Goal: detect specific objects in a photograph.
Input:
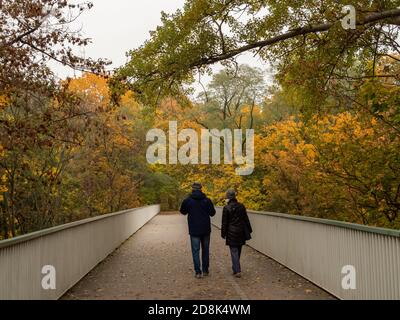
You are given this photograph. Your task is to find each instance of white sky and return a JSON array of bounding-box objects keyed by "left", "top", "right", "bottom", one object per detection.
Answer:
[{"left": 53, "top": 0, "right": 272, "bottom": 92}]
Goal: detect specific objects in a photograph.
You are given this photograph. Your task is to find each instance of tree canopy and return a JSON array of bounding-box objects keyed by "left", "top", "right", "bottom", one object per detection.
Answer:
[
  {"left": 1, "top": 1, "right": 400, "bottom": 239},
  {"left": 116, "top": 0, "right": 400, "bottom": 106}
]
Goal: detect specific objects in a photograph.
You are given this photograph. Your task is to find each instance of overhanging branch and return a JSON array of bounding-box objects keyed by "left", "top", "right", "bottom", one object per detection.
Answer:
[{"left": 192, "top": 8, "right": 400, "bottom": 68}]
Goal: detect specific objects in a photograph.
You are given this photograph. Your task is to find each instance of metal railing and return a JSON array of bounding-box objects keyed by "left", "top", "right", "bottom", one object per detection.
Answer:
[
  {"left": 212, "top": 207, "right": 400, "bottom": 300},
  {"left": 0, "top": 205, "right": 160, "bottom": 300}
]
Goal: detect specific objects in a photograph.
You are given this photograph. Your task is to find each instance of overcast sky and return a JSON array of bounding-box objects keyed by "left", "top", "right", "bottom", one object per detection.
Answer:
[{"left": 54, "top": 0, "right": 271, "bottom": 91}]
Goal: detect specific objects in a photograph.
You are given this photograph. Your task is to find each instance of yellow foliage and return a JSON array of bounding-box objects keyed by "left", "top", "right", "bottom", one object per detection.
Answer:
[
  {"left": 0, "top": 167, "right": 7, "bottom": 202},
  {"left": 0, "top": 95, "right": 9, "bottom": 110},
  {"left": 68, "top": 73, "right": 110, "bottom": 108}
]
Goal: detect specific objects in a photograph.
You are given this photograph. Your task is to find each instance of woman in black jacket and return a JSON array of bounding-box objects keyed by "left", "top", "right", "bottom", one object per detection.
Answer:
[{"left": 221, "top": 189, "right": 253, "bottom": 278}]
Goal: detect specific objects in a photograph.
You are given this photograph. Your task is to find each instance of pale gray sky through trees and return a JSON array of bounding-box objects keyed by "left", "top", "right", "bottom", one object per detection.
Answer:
[{"left": 53, "top": 0, "right": 271, "bottom": 94}]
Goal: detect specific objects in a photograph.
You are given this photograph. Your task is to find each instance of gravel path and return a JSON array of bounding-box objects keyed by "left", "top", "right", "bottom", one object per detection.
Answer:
[{"left": 62, "top": 213, "right": 334, "bottom": 300}]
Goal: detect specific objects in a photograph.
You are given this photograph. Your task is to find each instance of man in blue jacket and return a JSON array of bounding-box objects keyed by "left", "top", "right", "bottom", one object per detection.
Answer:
[{"left": 180, "top": 183, "right": 216, "bottom": 278}]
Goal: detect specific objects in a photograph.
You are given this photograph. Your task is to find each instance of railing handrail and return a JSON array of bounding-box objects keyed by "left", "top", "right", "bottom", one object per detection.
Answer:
[
  {"left": 216, "top": 206, "right": 400, "bottom": 238},
  {"left": 0, "top": 205, "right": 160, "bottom": 250}
]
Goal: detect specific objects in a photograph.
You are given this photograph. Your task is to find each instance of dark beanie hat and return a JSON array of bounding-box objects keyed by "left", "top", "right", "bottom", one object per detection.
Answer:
[{"left": 192, "top": 182, "right": 202, "bottom": 191}]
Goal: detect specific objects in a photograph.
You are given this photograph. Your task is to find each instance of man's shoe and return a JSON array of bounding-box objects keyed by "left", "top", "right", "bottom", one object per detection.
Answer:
[
  {"left": 203, "top": 271, "right": 209, "bottom": 277},
  {"left": 195, "top": 273, "right": 202, "bottom": 279},
  {"left": 234, "top": 272, "right": 242, "bottom": 278}
]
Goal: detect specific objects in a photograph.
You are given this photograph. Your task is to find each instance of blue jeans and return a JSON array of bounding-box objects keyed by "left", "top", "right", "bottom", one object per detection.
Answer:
[
  {"left": 229, "top": 246, "right": 242, "bottom": 274},
  {"left": 190, "top": 234, "right": 210, "bottom": 274}
]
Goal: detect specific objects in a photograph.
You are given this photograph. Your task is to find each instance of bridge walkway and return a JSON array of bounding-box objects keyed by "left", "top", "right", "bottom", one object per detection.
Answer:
[{"left": 63, "top": 213, "right": 333, "bottom": 300}]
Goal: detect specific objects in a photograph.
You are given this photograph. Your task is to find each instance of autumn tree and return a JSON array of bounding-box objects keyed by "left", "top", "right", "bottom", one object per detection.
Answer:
[
  {"left": 194, "top": 65, "right": 266, "bottom": 131},
  {"left": 0, "top": 0, "right": 107, "bottom": 91},
  {"left": 0, "top": 1, "right": 109, "bottom": 238},
  {"left": 116, "top": 0, "right": 400, "bottom": 106}
]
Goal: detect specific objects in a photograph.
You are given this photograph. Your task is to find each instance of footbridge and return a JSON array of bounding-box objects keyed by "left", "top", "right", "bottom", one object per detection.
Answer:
[{"left": 0, "top": 205, "right": 399, "bottom": 300}]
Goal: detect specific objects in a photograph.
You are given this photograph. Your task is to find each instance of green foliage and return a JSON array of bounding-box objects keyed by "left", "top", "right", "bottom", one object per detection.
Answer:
[
  {"left": 116, "top": 0, "right": 400, "bottom": 106},
  {"left": 2, "top": 1, "right": 400, "bottom": 240}
]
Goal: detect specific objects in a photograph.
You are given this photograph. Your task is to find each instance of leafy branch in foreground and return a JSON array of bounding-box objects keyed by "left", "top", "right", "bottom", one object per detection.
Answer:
[{"left": 116, "top": 0, "right": 400, "bottom": 105}]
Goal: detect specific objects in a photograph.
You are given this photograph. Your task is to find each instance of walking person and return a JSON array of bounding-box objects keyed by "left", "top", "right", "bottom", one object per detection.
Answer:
[
  {"left": 180, "top": 183, "right": 216, "bottom": 279},
  {"left": 221, "top": 189, "right": 252, "bottom": 278}
]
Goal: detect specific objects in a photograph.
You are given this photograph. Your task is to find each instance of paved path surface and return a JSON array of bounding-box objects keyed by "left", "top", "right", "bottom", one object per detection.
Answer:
[{"left": 63, "top": 213, "right": 334, "bottom": 300}]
